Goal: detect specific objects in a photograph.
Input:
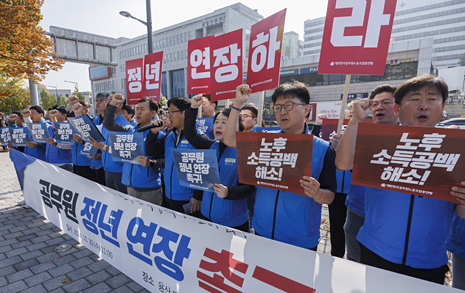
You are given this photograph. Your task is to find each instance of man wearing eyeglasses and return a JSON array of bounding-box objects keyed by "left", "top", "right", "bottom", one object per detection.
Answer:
[
  {"left": 145, "top": 97, "right": 204, "bottom": 216},
  {"left": 240, "top": 103, "right": 258, "bottom": 132},
  {"left": 224, "top": 81, "right": 337, "bottom": 250}
]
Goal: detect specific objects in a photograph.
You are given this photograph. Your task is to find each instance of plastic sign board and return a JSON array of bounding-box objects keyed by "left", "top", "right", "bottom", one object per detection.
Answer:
[
  {"left": 210, "top": 29, "right": 243, "bottom": 101},
  {"left": 170, "top": 148, "right": 220, "bottom": 192},
  {"left": 187, "top": 36, "right": 215, "bottom": 94},
  {"left": 236, "top": 132, "right": 312, "bottom": 195},
  {"left": 10, "top": 127, "right": 31, "bottom": 146},
  {"left": 68, "top": 115, "right": 104, "bottom": 142},
  {"left": 54, "top": 122, "right": 75, "bottom": 145},
  {"left": 352, "top": 123, "right": 465, "bottom": 202},
  {"left": 108, "top": 132, "right": 144, "bottom": 164},
  {"left": 246, "top": 9, "right": 286, "bottom": 93},
  {"left": 0, "top": 127, "right": 11, "bottom": 146},
  {"left": 321, "top": 119, "right": 372, "bottom": 141},
  {"left": 26, "top": 122, "right": 49, "bottom": 143},
  {"left": 142, "top": 52, "right": 163, "bottom": 102},
  {"left": 126, "top": 58, "right": 144, "bottom": 105},
  {"left": 318, "top": 0, "right": 397, "bottom": 75}
]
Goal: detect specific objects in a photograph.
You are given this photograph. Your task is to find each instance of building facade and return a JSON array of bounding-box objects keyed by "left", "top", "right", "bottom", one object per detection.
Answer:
[
  {"left": 92, "top": 3, "right": 263, "bottom": 101},
  {"left": 303, "top": 0, "right": 465, "bottom": 69}
]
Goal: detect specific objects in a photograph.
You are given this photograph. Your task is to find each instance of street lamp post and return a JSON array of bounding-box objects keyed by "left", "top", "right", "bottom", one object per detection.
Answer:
[
  {"left": 45, "top": 85, "right": 58, "bottom": 98},
  {"left": 119, "top": 0, "right": 153, "bottom": 54},
  {"left": 64, "top": 80, "right": 79, "bottom": 92}
]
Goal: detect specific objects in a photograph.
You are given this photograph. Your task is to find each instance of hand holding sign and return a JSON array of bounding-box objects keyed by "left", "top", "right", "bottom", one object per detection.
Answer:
[
  {"left": 300, "top": 176, "right": 330, "bottom": 204},
  {"left": 73, "top": 133, "right": 84, "bottom": 144},
  {"left": 89, "top": 136, "right": 104, "bottom": 150},
  {"left": 47, "top": 137, "right": 57, "bottom": 146},
  {"left": 452, "top": 182, "right": 465, "bottom": 208},
  {"left": 214, "top": 183, "right": 228, "bottom": 199},
  {"left": 191, "top": 94, "right": 203, "bottom": 109},
  {"left": 111, "top": 94, "right": 125, "bottom": 107},
  {"left": 27, "top": 141, "right": 38, "bottom": 148},
  {"left": 137, "top": 155, "right": 150, "bottom": 167},
  {"left": 330, "top": 133, "right": 341, "bottom": 151}
]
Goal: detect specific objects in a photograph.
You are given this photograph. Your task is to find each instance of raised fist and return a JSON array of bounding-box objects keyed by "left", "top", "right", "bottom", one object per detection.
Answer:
[
  {"left": 49, "top": 109, "right": 59, "bottom": 117},
  {"left": 191, "top": 94, "right": 203, "bottom": 109},
  {"left": 235, "top": 84, "right": 251, "bottom": 106},
  {"left": 111, "top": 94, "right": 125, "bottom": 105},
  {"left": 68, "top": 95, "right": 79, "bottom": 106},
  {"left": 9, "top": 114, "right": 17, "bottom": 121},
  {"left": 22, "top": 109, "right": 31, "bottom": 118}
]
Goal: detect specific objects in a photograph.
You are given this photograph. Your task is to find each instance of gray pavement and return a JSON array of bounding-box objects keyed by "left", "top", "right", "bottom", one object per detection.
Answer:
[{"left": 0, "top": 149, "right": 332, "bottom": 293}]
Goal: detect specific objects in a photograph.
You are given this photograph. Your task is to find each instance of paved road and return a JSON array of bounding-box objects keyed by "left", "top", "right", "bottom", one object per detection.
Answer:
[{"left": 0, "top": 150, "right": 332, "bottom": 292}]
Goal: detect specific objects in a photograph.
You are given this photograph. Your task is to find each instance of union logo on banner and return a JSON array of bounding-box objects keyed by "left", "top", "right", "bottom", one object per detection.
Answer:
[{"left": 318, "top": 0, "right": 397, "bottom": 75}]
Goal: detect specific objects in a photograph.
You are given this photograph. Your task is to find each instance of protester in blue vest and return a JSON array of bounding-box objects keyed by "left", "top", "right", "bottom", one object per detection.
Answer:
[
  {"left": 46, "top": 105, "right": 73, "bottom": 172},
  {"left": 336, "top": 75, "right": 465, "bottom": 284},
  {"left": 184, "top": 94, "right": 255, "bottom": 232},
  {"left": 22, "top": 106, "right": 48, "bottom": 161},
  {"left": 87, "top": 92, "right": 109, "bottom": 186},
  {"left": 123, "top": 104, "right": 137, "bottom": 126},
  {"left": 87, "top": 94, "right": 130, "bottom": 193},
  {"left": 7, "top": 111, "right": 25, "bottom": 153},
  {"left": 145, "top": 97, "right": 203, "bottom": 216},
  {"left": 100, "top": 95, "right": 164, "bottom": 205},
  {"left": 69, "top": 100, "right": 97, "bottom": 183},
  {"left": 447, "top": 214, "right": 465, "bottom": 290},
  {"left": 223, "top": 81, "right": 337, "bottom": 250},
  {"left": 336, "top": 85, "right": 399, "bottom": 263}
]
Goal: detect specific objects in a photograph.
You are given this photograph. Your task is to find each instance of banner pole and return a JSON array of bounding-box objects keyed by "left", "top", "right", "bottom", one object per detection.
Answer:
[
  {"left": 225, "top": 99, "right": 230, "bottom": 109},
  {"left": 337, "top": 74, "right": 351, "bottom": 135},
  {"left": 257, "top": 91, "right": 265, "bottom": 127}
]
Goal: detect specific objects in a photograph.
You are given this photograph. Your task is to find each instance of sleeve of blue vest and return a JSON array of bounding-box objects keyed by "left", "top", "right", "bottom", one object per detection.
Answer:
[{"left": 224, "top": 184, "right": 256, "bottom": 200}]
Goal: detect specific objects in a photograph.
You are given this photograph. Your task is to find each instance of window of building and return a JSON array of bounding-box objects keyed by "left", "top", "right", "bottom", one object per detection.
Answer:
[{"left": 170, "top": 69, "right": 185, "bottom": 97}]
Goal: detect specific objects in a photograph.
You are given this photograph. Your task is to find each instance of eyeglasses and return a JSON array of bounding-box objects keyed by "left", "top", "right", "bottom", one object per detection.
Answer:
[
  {"left": 273, "top": 101, "right": 306, "bottom": 113},
  {"left": 201, "top": 101, "right": 210, "bottom": 106},
  {"left": 165, "top": 110, "right": 182, "bottom": 117},
  {"left": 240, "top": 114, "right": 256, "bottom": 119}
]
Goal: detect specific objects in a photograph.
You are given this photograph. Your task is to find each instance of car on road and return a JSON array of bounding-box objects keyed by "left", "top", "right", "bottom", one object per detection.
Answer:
[{"left": 436, "top": 118, "right": 465, "bottom": 129}]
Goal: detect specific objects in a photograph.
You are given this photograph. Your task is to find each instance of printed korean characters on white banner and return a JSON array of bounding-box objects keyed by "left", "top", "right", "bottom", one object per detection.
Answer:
[{"left": 12, "top": 149, "right": 460, "bottom": 293}]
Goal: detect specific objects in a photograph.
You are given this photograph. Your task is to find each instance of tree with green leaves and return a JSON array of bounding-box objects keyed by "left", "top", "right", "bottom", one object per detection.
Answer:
[
  {"left": 158, "top": 93, "right": 167, "bottom": 116},
  {"left": 38, "top": 85, "right": 56, "bottom": 110},
  {"left": 0, "top": 74, "right": 30, "bottom": 113},
  {"left": 73, "top": 86, "right": 86, "bottom": 101}
]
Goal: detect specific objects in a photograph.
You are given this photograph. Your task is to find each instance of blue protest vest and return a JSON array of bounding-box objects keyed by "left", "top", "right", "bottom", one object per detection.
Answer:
[
  {"left": 24, "top": 120, "right": 48, "bottom": 161},
  {"left": 252, "top": 130, "right": 330, "bottom": 249},
  {"left": 101, "top": 114, "right": 130, "bottom": 173},
  {"left": 164, "top": 130, "right": 199, "bottom": 201},
  {"left": 71, "top": 140, "right": 90, "bottom": 166},
  {"left": 357, "top": 188, "right": 455, "bottom": 269},
  {"left": 447, "top": 214, "right": 465, "bottom": 259},
  {"left": 200, "top": 142, "right": 248, "bottom": 227},
  {"left": 46, "top": 125, "right": 72, "bottom": 164},
  {"left": 345, "top": 184, "right": 366, "bottom": 216},
  {"left": 336, "top": 170, "right": 351, "bottom": 194},
  {"left": 122, "top": 128, "right": 162, "bottom": 189}
]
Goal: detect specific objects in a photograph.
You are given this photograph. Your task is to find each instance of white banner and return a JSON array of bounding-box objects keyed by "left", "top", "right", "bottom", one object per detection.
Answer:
[{"left": 17, "top": 154, "right": 459, "bottom": 293}]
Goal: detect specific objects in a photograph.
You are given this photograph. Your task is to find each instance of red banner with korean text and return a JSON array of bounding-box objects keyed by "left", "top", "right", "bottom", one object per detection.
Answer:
[
  {"left": 321, "top": 119, "right": 373, "bottom": 141},
  {"left": 352, "top": 123, "right": 465, "bottom": 202},
  {"left": 126, "top": 58, "right": 144, "bottom": 105},
  {"left": 318, "top": 0, "right": 397, "bottom": 75},
  {"left": 236, "top": 132, "right": 312, "bottom": 195},
  {"left": 142, "top": 52, "right": 163, "bottom": 102},
  {"left": 210, "top": 29, "right": 243, "bottom": 101},
  {"left": 187, "top": 35, "right": 215, "bottom": 94},
  {"left": 246, "top": 9, "right": 286, "bottom": 92}
]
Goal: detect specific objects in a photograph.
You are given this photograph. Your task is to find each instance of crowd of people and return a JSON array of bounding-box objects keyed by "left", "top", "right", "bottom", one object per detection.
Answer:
[{"left": 1, "top": 74, "right": 464, "bottom": 289}]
